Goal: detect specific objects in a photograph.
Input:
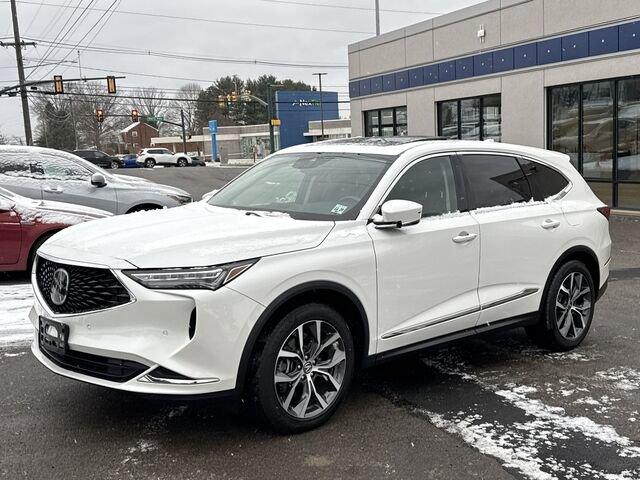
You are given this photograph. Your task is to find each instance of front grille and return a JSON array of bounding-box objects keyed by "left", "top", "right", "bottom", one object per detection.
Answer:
[
  {"left": 36, "top": 256, "right": 131, "bottom": 314},
  {"left": 39, "top": 342, "right": 148, "bottom": 382}
]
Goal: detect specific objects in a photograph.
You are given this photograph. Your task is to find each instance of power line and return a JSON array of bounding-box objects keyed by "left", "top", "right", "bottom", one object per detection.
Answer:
[
  {"left": 12, "top": 1, "right": 375, "bottom": 34},
  {"left": 259, "top": 0, "right": 442, "bottom": 15}
]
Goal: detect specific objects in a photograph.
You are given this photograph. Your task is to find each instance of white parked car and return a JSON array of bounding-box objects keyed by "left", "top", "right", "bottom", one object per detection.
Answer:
[
  {"left": 30, "top": 138, "right": 611, "bottom": 433},
  {"left": 137, "top": 148, "right": 193, "bottom": 168}
]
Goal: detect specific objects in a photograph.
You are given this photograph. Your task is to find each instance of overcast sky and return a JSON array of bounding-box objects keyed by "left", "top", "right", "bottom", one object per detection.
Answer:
[{"left": 0, "top": 0, "right": 483, "bottom": 140}]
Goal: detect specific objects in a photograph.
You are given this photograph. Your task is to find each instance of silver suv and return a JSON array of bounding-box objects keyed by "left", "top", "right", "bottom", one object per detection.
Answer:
[{"left": 0, "top": 146, "right": 192, "bottom": 214}]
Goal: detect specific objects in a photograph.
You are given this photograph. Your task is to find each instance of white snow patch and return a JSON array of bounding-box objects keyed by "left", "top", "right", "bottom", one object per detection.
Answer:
[
  {"left": 0, "top": 283, "right": 35, "bottom": 347},
  {"left": 595, "top": 368, "right": 640, "bottom": 391},
  {"left": 2, "top": 351, "right": 26, "bottom": 358}
]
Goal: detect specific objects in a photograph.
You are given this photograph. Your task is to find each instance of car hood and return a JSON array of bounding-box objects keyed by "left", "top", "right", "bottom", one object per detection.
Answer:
[
  {"left": 41, "top": 202, "right": 335, "bottom": 268},
  {"left": 13, "top": 198, "right": 111, "bottom": 225},
  {"left": 110, "top": 174, "right": 190, "bottom": 196}
]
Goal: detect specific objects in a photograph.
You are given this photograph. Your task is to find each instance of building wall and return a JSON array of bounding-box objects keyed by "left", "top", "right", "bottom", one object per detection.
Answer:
[{"left": 348, "top": 0, "right": 640, "bottom": 149}]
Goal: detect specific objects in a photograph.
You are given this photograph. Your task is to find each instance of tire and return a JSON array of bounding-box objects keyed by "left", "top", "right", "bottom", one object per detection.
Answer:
[
  {"left": 110, "top": 161, "right": 119, "bottom": 169},
  {"left": 177, "top": 158, "right": 188, "bottom": 167},
  {"left": 249, "top": 303, "right": 355, "bottom": 434},
  {"left": 144, "top": 158, "right": 156, "bottom": 168},
  {"left": 126, "top": 204, "right": 162, "bottom": 214},
  {"left": 27, "top": 231, "right": 58, "bottom": 272},
  {"left": 526, "top": 260, "right": 596, "bottom": 351}
]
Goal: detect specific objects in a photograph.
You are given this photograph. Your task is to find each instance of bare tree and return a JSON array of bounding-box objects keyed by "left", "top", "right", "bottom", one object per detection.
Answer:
[
  {"left": 169, "top": 83, "right": 203, "bottom": 136},
  {"left": 132, "top": 87, "right": 169, "bottom": 132},
  {"left": 71, "top": 82, "right": 123, "bottom": 150}
]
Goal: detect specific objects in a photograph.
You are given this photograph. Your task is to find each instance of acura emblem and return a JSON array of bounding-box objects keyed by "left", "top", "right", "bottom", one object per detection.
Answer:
[{"left": 50, "top": 268, "right": 69, "bottom": 306}]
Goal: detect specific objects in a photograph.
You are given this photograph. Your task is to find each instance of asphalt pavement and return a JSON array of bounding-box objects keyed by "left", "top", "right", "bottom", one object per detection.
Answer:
[{"left": 0, "top": 170, "right": 638, "bottom": 479}]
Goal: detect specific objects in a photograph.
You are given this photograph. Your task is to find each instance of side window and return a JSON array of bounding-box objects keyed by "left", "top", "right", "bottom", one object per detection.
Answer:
[
  {"left": 461, "top": 154, "right": 532, "bottom": 209},
  {"left": 0, "top": 153, "right": 31, "bottom": 176},
  {"left": 518, "top": 158, "right": 569, "bottom": 201},
  {"left": 386, "top": 156, "right": 458, "bottom": 217},
  {"left": 41, "top": 155, "right": 92, "bottom": 180}
]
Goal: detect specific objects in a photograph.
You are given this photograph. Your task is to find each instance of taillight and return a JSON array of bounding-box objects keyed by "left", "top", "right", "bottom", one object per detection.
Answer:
[{"left": 597, "top": 206, "right": 611, "bottom": 220}]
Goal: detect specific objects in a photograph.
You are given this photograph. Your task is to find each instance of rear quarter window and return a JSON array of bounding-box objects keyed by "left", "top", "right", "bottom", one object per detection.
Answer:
[{"left": 518, "top": 158, "right": 569, "bottom": 200}]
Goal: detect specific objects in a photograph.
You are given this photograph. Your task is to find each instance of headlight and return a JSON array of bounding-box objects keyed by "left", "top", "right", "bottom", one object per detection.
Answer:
[
  {"left": 168, "top": 194, "right": 192, "bottom": 205},
  {"left": 123, "top": 259, "right": 257, "bottom": 291}
]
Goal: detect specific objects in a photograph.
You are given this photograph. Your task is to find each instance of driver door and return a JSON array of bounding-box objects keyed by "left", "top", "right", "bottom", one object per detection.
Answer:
[
  {"left": 37, "top": 153, "right": 118, "bottom": 213},
  {"left": 0, "top": 197, "right": 21, "bottom": 265},
  {"left": 367, "top": 155, "right": 481, "bottom": 354}
]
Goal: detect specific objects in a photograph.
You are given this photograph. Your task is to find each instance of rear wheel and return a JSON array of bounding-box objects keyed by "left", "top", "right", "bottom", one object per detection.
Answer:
[
  {"left": 249, "top": 303, "right": 354, "bottom": 433},
  {"left": 144, "top": 158, "right": 156, "bottom": 168},
  {"left": 526, "top": 260, "right": 595, "bottom": 351}
]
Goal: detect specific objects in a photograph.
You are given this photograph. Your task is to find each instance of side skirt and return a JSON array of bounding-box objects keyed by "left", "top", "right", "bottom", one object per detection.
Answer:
[{"left": 368, "top": 312, "right": 539, "bottom": 366}]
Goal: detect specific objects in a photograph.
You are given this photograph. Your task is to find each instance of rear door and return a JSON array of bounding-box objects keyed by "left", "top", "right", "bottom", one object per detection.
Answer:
[
  {"left": 38, "top": 153, "right": 118, "bottom": 213},
  {"left": 458, "top": 153, "right": 570, "bottom": 325},
  {"left": 368, "top": 155, "right": 481, "bottom": 353},
  {"left": 0, "top": 152, "right": 43, "bottom": 199},
  {"left": 0, "top": 195, "right": 21, "bottom": 265}
]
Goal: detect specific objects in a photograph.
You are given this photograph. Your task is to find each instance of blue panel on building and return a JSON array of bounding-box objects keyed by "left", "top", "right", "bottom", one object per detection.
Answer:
[
  {"left": 423, "top": 65, "right": 439, "bottom": 84},
  {"left": 349, "top": 81, "right": 360, "bottom": 98},
  {"left": 473, "top": 53, "right": 493, "bottom": 76},
  {"left": 514, "top": 43, "right": 537, "bottom": 68},
  {"left": 408, "top": 67, "right": 424, "bottom": 87},
  {"left": 456, "top": 57, "right": 474, "bottom": 79},
  {"left": 538, "top": 38, "right": 562, "bottom": 64},
  {"left": 493, "top": 48, "right": 514, "bottom": 73},
  {"left": 589, "top": 26, "right": 619, "bottom": 56},
  {"left": 383, "top": 73, "right": 396, "bottom": 92},
  {"left": 371, "top": 76, "right": 383, "bottom": 94},
  {"left": 395, "top": 70, "right": 409, "bottom": 90},
  {"left": 359, "top": 78, "right": 371, "bottom": 96},
  {"left": 562, "top": 32, "right": 589, "bottom": 61},
  {"left": 275, "top": 91, "right": 339, "bottom": 149},
  {"left": 438, "top": 61, "right": 456, "bottom": 82},
  {"left": 619, "top": 21, "right": 640, "bottom": 51}
]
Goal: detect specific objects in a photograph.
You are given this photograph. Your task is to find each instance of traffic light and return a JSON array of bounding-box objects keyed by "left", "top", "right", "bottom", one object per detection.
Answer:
[
  {"left": 217, "top": 95, "right": 225, "bottom": 107},
  {"left": 230, "top": 92, "right": 238, "bottom": 102},
  {"left": 53, "top": 75, "right": 64, "bottom": 94},
  {"left": 106, "top": 76, "right": 117, "bottom": 94},
  {"left": 96, "top": 108, "right": 104, "bottom": 123},
  {"left": 131, "top": 109, "right": 139, "bottom": 122}
]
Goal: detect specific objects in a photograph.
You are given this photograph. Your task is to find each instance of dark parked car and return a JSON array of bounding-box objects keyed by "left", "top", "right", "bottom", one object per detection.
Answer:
[
  {"left": 73, "top": 149, "right": 123, "bottom": 169},
  {"left": 190, "top": 156, "right": 206, "bottom": 167}
]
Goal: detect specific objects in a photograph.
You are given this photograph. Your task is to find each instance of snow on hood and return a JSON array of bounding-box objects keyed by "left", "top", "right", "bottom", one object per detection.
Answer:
[
  {"left": 109, "top": 174, "right": 190, "bottom": 197},
  {"left": 41, "top": 202, "right": 335, "bottom": 268},
  {"left": 12, "top": 197, "right": 111, "bottom": 226}
]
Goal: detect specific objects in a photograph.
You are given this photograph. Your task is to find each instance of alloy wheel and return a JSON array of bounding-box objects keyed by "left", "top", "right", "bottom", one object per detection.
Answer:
[
  {"left": 274, "top": 320, "right": 346, "bottom": 419},
  {"left": 555, "top": 272, "right": 592, "bottom": 340}
]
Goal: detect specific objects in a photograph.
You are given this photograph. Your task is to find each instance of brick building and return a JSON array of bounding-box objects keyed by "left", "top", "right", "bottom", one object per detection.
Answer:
[{"left": 119, "top": 122, "right": 158, "bottom": 154}]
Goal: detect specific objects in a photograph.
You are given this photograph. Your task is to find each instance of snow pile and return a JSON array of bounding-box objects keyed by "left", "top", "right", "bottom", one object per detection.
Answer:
[{"left": 0, "top": 283, "right": 34, "bottom": 346}]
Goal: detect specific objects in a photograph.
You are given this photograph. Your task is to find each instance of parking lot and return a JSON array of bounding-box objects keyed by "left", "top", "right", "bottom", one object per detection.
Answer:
[{"left": 1, "top": 169, "right": 639, "bottom": 480}]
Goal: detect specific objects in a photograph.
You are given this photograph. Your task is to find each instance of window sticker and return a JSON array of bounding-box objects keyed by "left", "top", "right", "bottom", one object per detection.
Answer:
[{"left": 331, "top": 204, "right": 348, "bottom": 215}]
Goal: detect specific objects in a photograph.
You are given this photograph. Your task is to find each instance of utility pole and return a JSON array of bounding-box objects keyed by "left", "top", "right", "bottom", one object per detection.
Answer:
[
  {"left": 267, "top": 83, "right": 282, "bottom": 154},
  {"left": 180, "top": 109, "right": 187, "bottom": 154},
  {"left": 313, "top": 73, "right": 327, "bottom": 140},
  {"left": 69, "top": 98, "right": 78, "bottom": 150},
  {"left": 375, "top": 0, "right": 380, "bottom": 35},
  {"left": 8, "top": 0, "right": 35, "bottom": 145}
]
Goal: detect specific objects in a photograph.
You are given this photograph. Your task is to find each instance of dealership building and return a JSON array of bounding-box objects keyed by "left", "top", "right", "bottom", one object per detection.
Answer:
[{"left": 348, "top": 0, "right": 640, "bottom": 209}]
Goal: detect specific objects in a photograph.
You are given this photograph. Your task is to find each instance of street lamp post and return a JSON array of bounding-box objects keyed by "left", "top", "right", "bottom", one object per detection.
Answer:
[{"left": 313, "top": 73, "right": 327, "bottom": 141}]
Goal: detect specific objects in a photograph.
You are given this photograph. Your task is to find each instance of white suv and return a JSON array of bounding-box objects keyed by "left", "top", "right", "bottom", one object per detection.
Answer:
[
  {"left": 137, "top": 148, "right": 192, "bottom": 168},
  {"left": 30, "top": 138, "right": 611, "bottom": 433}
]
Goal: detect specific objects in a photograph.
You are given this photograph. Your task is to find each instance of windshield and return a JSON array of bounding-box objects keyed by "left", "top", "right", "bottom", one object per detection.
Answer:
[{"left": 208, "top": 152, "right": 395, "bottom": 221}]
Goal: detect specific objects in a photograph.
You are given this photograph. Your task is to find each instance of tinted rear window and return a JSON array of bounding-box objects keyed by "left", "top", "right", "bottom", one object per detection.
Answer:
[
  {"left": 460, "top": 154, "right": 532, "bottom": 209},
  {"left": 518, "top": 158, "right": 569, "bottom": 200}
]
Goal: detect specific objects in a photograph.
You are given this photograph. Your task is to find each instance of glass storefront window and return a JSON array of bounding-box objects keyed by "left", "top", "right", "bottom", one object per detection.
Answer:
[
  {"left": 618, "top": 183, "right": 640, "bottom": 210},
  {"left": 460, "top": 98, "right": 480, "bottom": 140},
  {"left": 550, "top": 85, "right": 580, "bottom": 168},
  {"left": 618, "top": 78, "right": 640, "bottom": 182},
  {"left": 582, "top": 81, "right": 614, "bottom": 180},
  {"left": 437, "top": 95, "right": 501, "bottom": 141},
  {"left": 364, "top": 106, "right": 408, "bottom": 137},
  {"left": 438, "top": 101, "right": 459, "bottom": 139}
]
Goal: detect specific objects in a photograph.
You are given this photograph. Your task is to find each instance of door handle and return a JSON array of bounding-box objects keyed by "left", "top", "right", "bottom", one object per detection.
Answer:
[
  {"left": 541, "top": 218, "right": 561, "bottom": 230},
  {"left": 452, "top": 231, "right": 478, "bottom": 244}
]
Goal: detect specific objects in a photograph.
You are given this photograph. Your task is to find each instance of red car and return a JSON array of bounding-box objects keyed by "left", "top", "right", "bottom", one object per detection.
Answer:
[{"left": 0, "top": 187, "right": 111, "bottom": 272}]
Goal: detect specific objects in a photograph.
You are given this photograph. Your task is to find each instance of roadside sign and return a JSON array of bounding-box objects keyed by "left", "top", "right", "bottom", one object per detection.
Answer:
[{"left": 271, "top": 118, "right": 281, "bottom": 126}]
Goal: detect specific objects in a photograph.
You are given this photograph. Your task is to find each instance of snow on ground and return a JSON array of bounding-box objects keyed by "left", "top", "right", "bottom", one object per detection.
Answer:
[{"left": 0, "top": 282, "right": 34, "bottom": 347}]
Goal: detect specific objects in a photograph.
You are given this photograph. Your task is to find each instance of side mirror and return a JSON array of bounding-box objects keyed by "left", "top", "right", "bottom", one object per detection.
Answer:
[
  {"left": 202, "top": 189, "right": 219, "bottom": 201},
  {"left": 91, "top": 173, "right": 107, "bottom": 188},
  {"left": 372, "top": 200, "right": 422, "bottom": 228}
]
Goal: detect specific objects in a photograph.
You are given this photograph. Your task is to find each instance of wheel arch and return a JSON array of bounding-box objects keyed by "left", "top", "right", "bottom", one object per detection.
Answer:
[
  {"left": 27, "top": 227, "right": 63, "bottom": 271},
  {"left": 236, "top": 280, "right": 371, "bottom": 395},
  {"left": 539, "top": 245, "right": 600, "bottom": 326},
  {"left": 125, "top": 203, "right": 163, "bottom": 213}
]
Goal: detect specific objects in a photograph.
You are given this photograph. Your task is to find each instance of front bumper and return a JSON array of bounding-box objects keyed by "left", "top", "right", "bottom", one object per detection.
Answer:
[{"left": 30, "top": 256, "right": 265, "bottom": 395}]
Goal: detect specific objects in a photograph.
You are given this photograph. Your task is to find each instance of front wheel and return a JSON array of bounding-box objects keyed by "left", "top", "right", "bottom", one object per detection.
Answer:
[
  {"left": 110, "top": 161, "right": 119, "bottom": 169},
  {"left": 526, "top": 260, "right": 595, "bottom": 351},
  {"left": 249, "top": 303, "right": 355, "bottom": 434},
  {"left": 177, "top": 158, "right": 188, "bottom": 167}
]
